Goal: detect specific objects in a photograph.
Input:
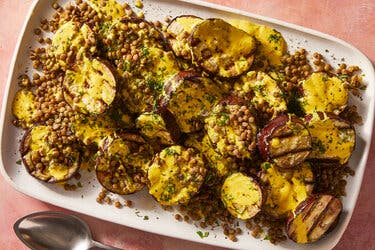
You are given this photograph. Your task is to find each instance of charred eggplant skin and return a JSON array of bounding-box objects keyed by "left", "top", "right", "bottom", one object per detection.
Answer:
[
  {"left": 257, "top": 114, "right": 312, "bottom": 169},
  {"left": 20, "top": 125, "right": 80, "bottom": 183},
  {"left": 189, "top": 18, "right": 256, "bottom": 78},
  {"left": 159, "top": 71, "right": 224, "bottom": 133},
  {"left": 95, "top": 134, "right": 153, "bottom": 195},
  {"left": 286, "top": 194, "right": 342, "bottom": 244}
]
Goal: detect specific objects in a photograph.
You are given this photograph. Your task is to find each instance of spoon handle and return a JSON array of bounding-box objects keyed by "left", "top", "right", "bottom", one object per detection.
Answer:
[{"left": 91, "top": 240, "right": 123, "bottom": 250}]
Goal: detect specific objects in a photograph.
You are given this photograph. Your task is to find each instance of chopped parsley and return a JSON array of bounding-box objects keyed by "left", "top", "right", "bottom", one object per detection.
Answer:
[
  {"left": 268, "top": 31, "right": 281, "bottom": 43},
  {"left": 16, "top": 159, "right": 22, "bottom": 165},
  {"left": 164, "top": 147, "right": 178, "bottom": 156},
  {"left": 196, "top": 231, "right": 209, "bottom": 239},
  {"left": 146, "top": 77, "right": 163, "bottom": 92}
]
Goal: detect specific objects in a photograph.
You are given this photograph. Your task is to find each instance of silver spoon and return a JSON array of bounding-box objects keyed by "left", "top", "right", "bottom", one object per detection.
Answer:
[{"left": 13, "top": 211, "right": 122, "bottom": 250}]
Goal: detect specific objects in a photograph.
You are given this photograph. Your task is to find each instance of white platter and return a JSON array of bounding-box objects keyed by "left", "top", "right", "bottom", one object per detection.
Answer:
[{"left": 1, "top": 0, "right": 374, "bottom": 249}]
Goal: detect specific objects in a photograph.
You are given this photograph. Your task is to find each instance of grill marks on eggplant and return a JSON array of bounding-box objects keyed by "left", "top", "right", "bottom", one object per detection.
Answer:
[
  {"left": 160, "top": 71, "right": 224, "bottom": 133},
  {"left": 258, "top": 114, "right": 312, "bottom": 169},
  {"left": 287, "top": 194, "right": 342, "bottom": 243}
]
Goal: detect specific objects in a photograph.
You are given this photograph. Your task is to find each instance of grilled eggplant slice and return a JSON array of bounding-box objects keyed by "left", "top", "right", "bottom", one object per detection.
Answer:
[
  {"left": 160, "top": 71, "right": 224, "bottom": 133},
  {"left": 286, "top": 194, "right": 342, "bottom": 244},
  {"left": 104, "top": 18, "right": 180, "bottom": 113},
  {"left": 20, "top": 125, "right": 80, "bottom": 183},
  {"left": 258, "top": 114, "right": 312, "bottom": 169},
  {"left": 235, "top": 71, "right": 287, "bottom": 119},
  {"left": 87, "top": 0, "right": 126, "bottom": 21},
  {"left": 221, "top": 172, "right": 262, "bottom": 220},
  {"left": 71, "top": 114, "right": 117, "bottom": 147},
  {"left": 136, "top": 111, "right": 181, "bottom": 145},
  {"left": 185, "top": 133, "right": 237, "bottom": 177},
  {"left": 229, "top": 19, "right": 287, "bottom": 66},
  {"left": 12, "top": 89, "right": 38, "bottom": 128},
  {"left": 299, "top": 72, "right": 348, "bottom": 115},
  {"left": 259, "top": 162, "right": 314, "bottom": 218},
  {"left": 96, "top": 134, "right": 153, "bottom": 195},
  {"left": 205, "top": 97, "right": 258, "bottom": 160},
  {"left": 148, "top": 145, "right": 207, "bottom": 205},
  {"left": 190, "top": 18, "right": 256, "bottom": 78},
  {"left": 63, "top": 58, "right": 116, "bottom": 114},
  {"left": 49, "top": 21, "right": 96, "bottom": 66},
  {"left": 121, "top": 47, "right": 180, "bottom": 114},
  {"left": 167, "top": 15, "right": 203, "bottom": 60},
  {"left": 305, "top": 112, "right": 355, "bottom": 164}
]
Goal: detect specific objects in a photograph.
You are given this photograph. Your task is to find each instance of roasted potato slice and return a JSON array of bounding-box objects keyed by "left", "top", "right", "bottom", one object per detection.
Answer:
[
  {"left": 136, "top": 111, "right": 181, "bottom": 145},
  {"left": 190, "top": 18, "right": 256, "bottom": 78},
  {"left": 96, "top": 134, "right": 153, "bottom": 195},
  {"left": 287, "top": 194, "right": 342, "bottom": 244},
  {"left": 259, "top": 162, "right": 314, "bottom": 218},
  {"left": 160, "top": 71, "right": 224, "bottom": 133},
  {"left": 221, "top": 172, "right": 262, "bottom": 220},
  {"left": 63, "top": 58, "right": 116, "bottom": 114},
  {"left": 167, "top": 15, "right": 203, "bottom": 60},
  {"left": 12, "top": 89, "right": 38, "bottom": 128},
  {"left": 305, "top": 112, "right": 355, "bottom": 164},
  {"left": 235, "top": 71, "right": 287, "bottom": 120},
  {"left": 299, "top": 72, "right": 348, "bottom": 115},
  {"left": 20, "top": 125, "right": 80, "bottom": 183},
  {"left": 205, "top": 97, "right": 257, "bottom": 160},
  {"left": 148, "top": 145, "right": 207, "bottom": 205},
  {"left": 257, "top": 114, "right": 312, "bottom": 169}
]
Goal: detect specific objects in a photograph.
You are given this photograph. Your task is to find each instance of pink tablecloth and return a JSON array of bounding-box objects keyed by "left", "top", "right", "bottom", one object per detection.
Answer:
[{"left": 0, "top": 1, "right": 374, "bottom": 249}]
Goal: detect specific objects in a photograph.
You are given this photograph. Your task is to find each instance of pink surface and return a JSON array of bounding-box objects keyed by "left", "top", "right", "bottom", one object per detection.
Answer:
[{"left": 0, "top": 1, "right": 374, "bottom": 249}]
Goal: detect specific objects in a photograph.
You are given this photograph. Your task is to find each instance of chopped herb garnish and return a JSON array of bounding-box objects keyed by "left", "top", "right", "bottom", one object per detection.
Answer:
[
  {"left": 143, "top": 215, "right": 149, "bottom": 220},
  {"left": 268, "top": 31, "right": 281, "bottom": 43},
  {"left": 197, "top": 231, "right": 209, "bottom": 238},
  {"left": 16, "top": 159, "right": 22, "bottom": 165}
]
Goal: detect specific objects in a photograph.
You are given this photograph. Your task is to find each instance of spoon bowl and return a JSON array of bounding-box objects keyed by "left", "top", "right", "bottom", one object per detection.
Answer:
[{"left": 14, "top": 211, "right": 122, "bottom": 250}]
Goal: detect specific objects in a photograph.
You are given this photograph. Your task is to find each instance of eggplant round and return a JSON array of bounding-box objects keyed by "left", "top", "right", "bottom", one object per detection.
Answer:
[
  {"left": 221, "top": 172, "right": 263, "bottom": 220},
  {"left": 257, "top": 114, "right": 312, "bottom": 169},
  {"left": 20, "top": 125, "right": 80, "bottom": 183},
  {"left": 95, "top": 133, "right": 153, "bottom": 195},
  {"left": 286, "top": 194, "right": 342, "bottom": 244}
]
